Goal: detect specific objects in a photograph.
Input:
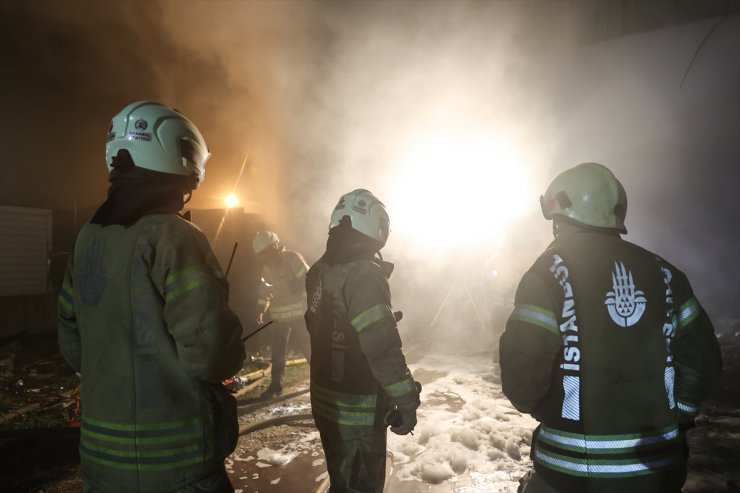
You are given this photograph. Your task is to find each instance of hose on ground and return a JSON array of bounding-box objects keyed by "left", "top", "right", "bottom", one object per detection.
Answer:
[
  {"left": 238, "top": 413, "right": 315, "bottom": 436},
  {"left": 237, "top": 387, "right": 310, "bottom": 417}
]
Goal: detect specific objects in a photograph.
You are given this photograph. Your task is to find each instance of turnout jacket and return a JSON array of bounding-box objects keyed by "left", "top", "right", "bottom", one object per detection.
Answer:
[
  {"left": 257, "top": 248, "right": 309, "bottom": 323},
  {"left": 499, "top": 229, "right": 722, "bottom": 493},
  {"left": 305, "top": 257, "right": 417, "bottom": 439},
  {"left": 58, "top": 214, "right": 245, "bottom": 493}
]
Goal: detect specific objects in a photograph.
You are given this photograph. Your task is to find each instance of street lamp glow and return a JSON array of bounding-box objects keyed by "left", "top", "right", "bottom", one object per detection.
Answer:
[{"left": 224, "top": 193, "right": 239, "bottom": 208}]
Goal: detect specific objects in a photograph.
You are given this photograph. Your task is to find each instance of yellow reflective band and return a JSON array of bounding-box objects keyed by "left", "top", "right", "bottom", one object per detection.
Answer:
[
  {"left": 61, "top": 280, "right": 73, "bottom": 296},
  {"left": 351, "top": 304, "right": 393, "bottom": 333},
  {"left": 58, "top": 279, "right": 75, "bottom": 313},
  {"left": 58, "top": 293, "right": 74, "bottom": 314},
  {"left": 81, "top": 435, "right": 200, "bottom": 459},
  {"left": 384, "top": 377, "right": 415, "bottom": 398},
  {"left": 270, "top": 302, "right": 305, "bottom": 313},
  {"left": 269, "top": 302, "right": 305, "bottom": 321},
  {"left": 164, "top": 266, "right": 209, "bottom": 302},
  {"left": 311, "top": 383, "right": 377, "bottom": 408},
  {"left": 80, "top": 447, "right": 211, "bottom": 472},
  {"left": 82, "top": 415, "right": 205, "bottom": 433}
]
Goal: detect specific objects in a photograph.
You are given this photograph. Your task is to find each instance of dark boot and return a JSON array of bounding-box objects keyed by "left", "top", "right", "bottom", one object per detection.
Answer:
[
  {"left": 259, "top": 383, "right": 283, "bottom": 400},
  {"left": 259, "top": 360, "right": 284, "bottom": 400}
]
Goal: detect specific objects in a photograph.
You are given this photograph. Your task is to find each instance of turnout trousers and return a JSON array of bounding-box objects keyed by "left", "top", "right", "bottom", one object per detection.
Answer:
[
  {"left": 320, "top": 430, "right": 387, "bottom": 493},
  {"left": 268, "top": 319, "right": 311, "bottom": 388}
]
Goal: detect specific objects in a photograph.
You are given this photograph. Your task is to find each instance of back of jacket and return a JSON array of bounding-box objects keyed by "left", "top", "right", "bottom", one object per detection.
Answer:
[
  {"left": 58, "top": 214, "right": 245, "bottom": 493},
  {"left": 500, "top": 230, "right": 722, "bottom": 493},
  {"left": 305, "top": 257, "right": 417, "bottom": 440}
]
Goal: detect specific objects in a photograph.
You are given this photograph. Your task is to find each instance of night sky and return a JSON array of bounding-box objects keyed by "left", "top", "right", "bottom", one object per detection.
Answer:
[{"left": 1, "top": 1, "right": 738, "bottom": 332}]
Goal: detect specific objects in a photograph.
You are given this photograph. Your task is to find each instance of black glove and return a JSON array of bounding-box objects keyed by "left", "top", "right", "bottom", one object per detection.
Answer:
[
  {"left": 679, "top": 420, "right": 696, "bottom": 435},
  {"left": 387, "top": 381, "right": 421, "bottom": 436},
  {"left": 389, "top": 401, "right": 418, "bottom": 436}
]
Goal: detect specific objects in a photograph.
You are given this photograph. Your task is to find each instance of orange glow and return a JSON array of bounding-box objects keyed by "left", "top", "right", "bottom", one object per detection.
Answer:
[{"left": 224, "top": 193, "right": 239, "bottom": 208}]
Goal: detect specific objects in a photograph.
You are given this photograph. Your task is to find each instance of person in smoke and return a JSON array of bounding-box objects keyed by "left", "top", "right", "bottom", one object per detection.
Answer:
[
  {"left": 58, "top": 101, "right": 246, "bottom": 493},
  {"left": 499, "top": 162, "right": 722, "bottom": 493},
  {"left": 305, "top": 189, "right": 420, "bottom": 493},
  {"left": 252, "top": 230, "right": 311, "bottom": 399}
]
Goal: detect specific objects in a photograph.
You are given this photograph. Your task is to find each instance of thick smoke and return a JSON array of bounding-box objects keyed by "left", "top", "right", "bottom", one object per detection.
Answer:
[
  {"left": 1, "top": 1, "right": 738, "bottom": 343},
  {"left": 550, "top": 16, "right": 740, "bottom": 328}
]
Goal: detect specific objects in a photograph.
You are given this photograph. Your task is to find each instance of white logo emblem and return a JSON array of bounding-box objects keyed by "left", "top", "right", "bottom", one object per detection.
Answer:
[{"left": 605, "top": 261, "right": 647, "bottom": 327}]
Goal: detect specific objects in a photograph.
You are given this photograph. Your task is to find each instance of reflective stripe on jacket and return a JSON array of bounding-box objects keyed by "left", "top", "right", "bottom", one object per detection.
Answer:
[
  {"left": 499, "top": 230, "right": 721, "bottom": 492},
  {"left": 57, "top": 214, "right": 245, "bottom": 492}
]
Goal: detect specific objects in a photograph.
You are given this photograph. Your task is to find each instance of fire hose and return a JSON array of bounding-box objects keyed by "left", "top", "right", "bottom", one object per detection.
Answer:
[{"left": 237, "top": 413, "right": 314, "bottom": 436}]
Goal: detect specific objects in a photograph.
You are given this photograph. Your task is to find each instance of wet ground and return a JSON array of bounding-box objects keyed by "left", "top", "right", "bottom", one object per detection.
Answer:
[
  {"left": 2, "top": 333, "right": 739, "bottom": 492},
  {"left": 231, "top": 390, "right": 325, "bottom": 493},
  {"left": 225, "top": 344, "right": 740, "bottom": 493}
]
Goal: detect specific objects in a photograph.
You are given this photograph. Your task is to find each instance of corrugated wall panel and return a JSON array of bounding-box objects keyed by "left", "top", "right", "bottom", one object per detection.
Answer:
[{"left": 0, "top": 206, "right": 52, "bottom": 296}]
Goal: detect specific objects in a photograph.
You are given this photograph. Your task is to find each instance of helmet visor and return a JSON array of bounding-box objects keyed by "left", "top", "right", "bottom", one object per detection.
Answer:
[{"left": 179, "top": 138, "right": 210, "bottom": 170}]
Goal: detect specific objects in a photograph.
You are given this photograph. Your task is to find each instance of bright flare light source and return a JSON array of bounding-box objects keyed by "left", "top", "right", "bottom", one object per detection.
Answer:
[
  {"left": 388, "top": 130, "right": 534, "bottom": 253},
  {"left": 224, "top": 193, "right": 239, "bottom": 208}
]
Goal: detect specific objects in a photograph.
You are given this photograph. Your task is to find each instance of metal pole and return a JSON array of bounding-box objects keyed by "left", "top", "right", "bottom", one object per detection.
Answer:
[
  {"left": 225, "top": 242, "right": 238, "bottom": 278},
  {"left": 241, "top": 320, "right": 274, "bottom": 342}
]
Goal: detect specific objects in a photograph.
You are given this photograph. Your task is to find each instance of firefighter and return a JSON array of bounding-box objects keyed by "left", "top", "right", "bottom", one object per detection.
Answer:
[
  {"left": 252, "top": 230, "right": 311, "bottom": 399},
  {"left": 499, "top": 163, "right": 722, "bottom": 493},
  {"left": 58, "top": 101, "right": 246, "bottom": 493},
  {"left": 306, "top": 189, "right": 420, "bottom": 493}
]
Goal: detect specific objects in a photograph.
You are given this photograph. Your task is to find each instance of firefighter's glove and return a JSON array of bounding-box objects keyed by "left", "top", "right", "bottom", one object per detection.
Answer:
[
  {"left": 389, "top": 383, "right": 421, "bottom": 436},
  {"left": 389, "top": 402, "right": 418, "bottom": 436},
  {"left": 679, "top": 419, "right": 696, "bottom": 436}
]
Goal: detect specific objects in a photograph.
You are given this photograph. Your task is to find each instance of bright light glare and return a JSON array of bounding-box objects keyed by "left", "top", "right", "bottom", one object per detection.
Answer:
[
  {"left": 387, "top": 129, "right": 534, "bottom": 253},
  {"left": 224, "top": 193, "right": 239, "bottom": 208}
]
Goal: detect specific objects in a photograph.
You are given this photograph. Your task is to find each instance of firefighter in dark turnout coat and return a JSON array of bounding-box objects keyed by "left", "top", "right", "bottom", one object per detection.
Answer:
[
  {"left": 252, "top": 230, "right": 311, "bottom": 399},
  {"left": 305, "top": 189, "right": 420, "bottom": 493},
  {"left": 58, "top": 101, "right": 246, "bottom": 493},
  {"left": 499, "top": 163, "right": 722, "bottom": 493}
]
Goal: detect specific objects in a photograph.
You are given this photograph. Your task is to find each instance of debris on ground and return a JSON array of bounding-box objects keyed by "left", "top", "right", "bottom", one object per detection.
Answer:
[{"left": 2, "top": 333, "right": 739, "bottom": 492}]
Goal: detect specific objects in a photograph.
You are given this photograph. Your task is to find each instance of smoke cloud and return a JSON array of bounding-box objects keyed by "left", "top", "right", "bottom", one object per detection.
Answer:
[{"left": 1, "top": 1, "right": 738, "bottom": 343}]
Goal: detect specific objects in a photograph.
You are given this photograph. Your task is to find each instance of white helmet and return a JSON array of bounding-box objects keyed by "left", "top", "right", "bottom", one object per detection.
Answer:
[
  {"left": 330, "top": 189, "right": 390, "bottom": 247},
  {"left": 540, "top": 162, "right": 627, "bottom": 233},
  {"left": 253, "top": 231, "right": 280, "bottom": 254},
  {"left": 105, "top": 101, "right": 210, "bottom": 188}
]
